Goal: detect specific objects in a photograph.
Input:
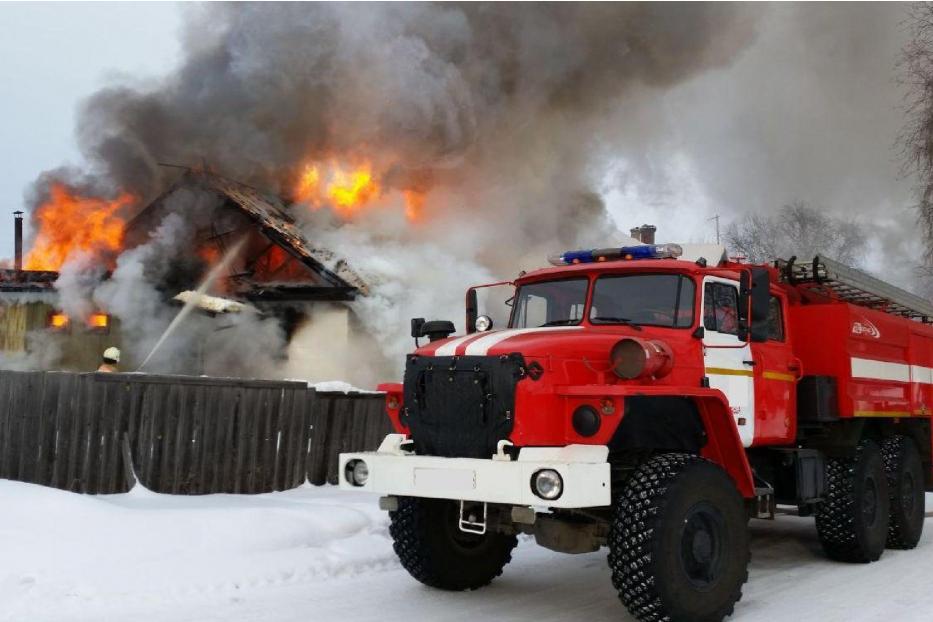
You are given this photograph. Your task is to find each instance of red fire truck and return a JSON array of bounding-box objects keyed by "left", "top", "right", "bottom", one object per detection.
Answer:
[{"left": 339, "top": 244, "right": 933, "bottom": 622}]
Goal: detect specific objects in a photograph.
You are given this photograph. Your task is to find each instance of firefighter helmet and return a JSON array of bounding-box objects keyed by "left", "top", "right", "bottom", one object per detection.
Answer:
[{"left": 103, "top": 347, "right": 121, "bottom": 364}]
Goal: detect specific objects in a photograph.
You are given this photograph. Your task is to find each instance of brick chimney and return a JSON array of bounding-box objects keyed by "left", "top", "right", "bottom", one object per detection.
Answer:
[
  {"left": 629, "top": 224, "right": 657, "bottom": 245},
  {"left": 14, "top": 211, "right": 23, "bottom": 271}
]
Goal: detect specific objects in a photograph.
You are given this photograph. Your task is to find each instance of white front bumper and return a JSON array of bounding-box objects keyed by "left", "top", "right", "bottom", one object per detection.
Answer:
[{"left": 338, "top": 435, "right": 611, "bottom": 509}]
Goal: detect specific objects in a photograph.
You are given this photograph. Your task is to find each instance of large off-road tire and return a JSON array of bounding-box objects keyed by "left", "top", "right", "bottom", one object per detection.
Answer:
[
  {"left": 608, "top": 453, "right": 750, "bottom": 622},
  {"left": 816, "top": 440, "right": 889, "bottom": 562},
  {"left": 882, "top": 435, "right": 925, "bottom": 549},
  {"left": 388, "top": 496, "right": 517, "bottom": 591}
]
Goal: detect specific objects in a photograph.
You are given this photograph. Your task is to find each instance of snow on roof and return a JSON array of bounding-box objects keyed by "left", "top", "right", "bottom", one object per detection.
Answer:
[
  {"left": 172, "top": 291, "right": 255, "bottom": 315},
  {"left": 287, "top": 379, "right": 381, "bottom": 394},
  {"left": 675, "top": 244, "right": 728, "bottom": 265}
]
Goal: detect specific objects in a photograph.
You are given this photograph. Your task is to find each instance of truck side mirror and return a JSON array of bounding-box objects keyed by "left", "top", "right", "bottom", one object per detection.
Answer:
[
  {"left": 740, "top": 268, "right": 770, "bottom": 343},
  {"left": 410, "top": 318, "right": 456, "bottom": 344},
  {"left": 466, "top": 288, "right": 478, "bottom": 334},
  {"left": 411, "top": 317, "right": 426, "bottom": 339}
]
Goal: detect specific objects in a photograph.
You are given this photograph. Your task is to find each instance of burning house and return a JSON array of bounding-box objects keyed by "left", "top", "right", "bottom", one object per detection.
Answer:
[
  {"left": 130, "top": 169, "right": 368, "bottom": 303},
  {"left": 2, "top": 5, "right": 785, "bottom": 384},
  {"left": 0, "top": 212, "right": 120, "bottom": 370},
  {"left": 0, "top": 170, "right": 373, "bottom": 380}
]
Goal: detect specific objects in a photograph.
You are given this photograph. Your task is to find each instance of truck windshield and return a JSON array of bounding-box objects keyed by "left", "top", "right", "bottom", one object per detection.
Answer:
[
  {"left": 590, "top": 274, "right": 695, "bottom": 328},
  {"left": 511, "top": 278, "right": 589, "bottom": 328}
]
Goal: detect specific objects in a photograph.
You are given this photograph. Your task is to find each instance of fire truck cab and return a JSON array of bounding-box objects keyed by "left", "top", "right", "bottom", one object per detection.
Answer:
[{"left": 339, "top": 243, "right": 933, "bottom": 622}]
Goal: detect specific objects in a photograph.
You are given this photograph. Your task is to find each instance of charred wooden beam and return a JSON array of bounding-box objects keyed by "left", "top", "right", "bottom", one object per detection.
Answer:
[{"left": 241, "top": 285, "right": 358, "bottom": 302}]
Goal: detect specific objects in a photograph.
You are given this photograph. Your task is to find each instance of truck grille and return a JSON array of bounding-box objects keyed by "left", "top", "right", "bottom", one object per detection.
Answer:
[{"left": 402, "top": 353, "right": 526, "bottom": 459}]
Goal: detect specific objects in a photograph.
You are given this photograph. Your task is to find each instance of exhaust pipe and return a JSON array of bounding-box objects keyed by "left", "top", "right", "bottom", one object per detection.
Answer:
[{"left": 13, "top": 211, "right": 23, "bottom": 272}]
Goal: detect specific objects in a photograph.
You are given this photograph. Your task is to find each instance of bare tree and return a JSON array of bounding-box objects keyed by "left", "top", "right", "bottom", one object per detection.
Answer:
[
  {"left": 900, "top": 4, "right": 933, "bottom": 271},
  {"left": 725, "top": 201, "right": 867, "bottom": 265}
]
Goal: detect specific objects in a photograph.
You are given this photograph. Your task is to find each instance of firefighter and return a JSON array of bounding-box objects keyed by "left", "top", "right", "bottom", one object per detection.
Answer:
[{"left": 97, "top": 347, "right": 120, "bottom": 373}]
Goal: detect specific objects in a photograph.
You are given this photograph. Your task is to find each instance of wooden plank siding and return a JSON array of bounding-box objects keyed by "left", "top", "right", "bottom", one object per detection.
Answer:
[
  {"left": 0, "top": 371, "right": 389, "bottom": 494},
  {"left": 309, "top": 392, "right": 393, "bottom": 486}
]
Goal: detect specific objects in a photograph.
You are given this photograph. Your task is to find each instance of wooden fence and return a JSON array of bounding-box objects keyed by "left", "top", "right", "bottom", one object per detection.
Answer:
[
  {"left": 0, "top": 370, "right": 391, "bottom": 494},
  {"left": 308, "top": 392, "right": 392, "bottom": 486}
]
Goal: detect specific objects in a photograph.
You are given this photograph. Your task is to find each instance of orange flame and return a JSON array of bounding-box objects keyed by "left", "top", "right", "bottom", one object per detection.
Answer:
[
  {"left": 295, "top": 164, "right": 321, "bottom": 203},
  {"left": 88, "top": 313, "right": 110, "bottom": 330},
  {"left": 293, "top": 161, "right": 383, "bottom": 218},
  {"left": 403, "top": 190, "right": 425, "bottom": 221},
  {"left": 25, "top": 184, "right": 134, "bottom": 271},
  {"left": 329, "top": 166, "right": 379, "bottom": 210},
  {"left": 48, "top": 312, "right": 69, "bottom": 330}
]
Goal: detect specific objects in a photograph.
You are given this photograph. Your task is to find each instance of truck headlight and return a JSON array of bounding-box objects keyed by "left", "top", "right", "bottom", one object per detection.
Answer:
[
  {"left": 475, "top": 315, "right": 493, "bottom": 332},
  {"left": 345, "top": 459, "right": 369, "bottom": 486},
  {"left": 531, "top": 469, "right": 563, "bottom": 500},
  {"left": 610, "top": 337, "right": 673, "bottom": 380}
]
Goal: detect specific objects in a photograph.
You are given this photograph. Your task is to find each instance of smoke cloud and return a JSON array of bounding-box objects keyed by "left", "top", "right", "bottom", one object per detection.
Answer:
[
  {"left": 18, "top": 3, "right": 766, "bottom": 383},
  {"left": 605, "top": 4, "right": 925, "bottom": 290},
  {"left": 76, "top": 4, "right": 758, "bottom": 201},
  {"left": 17, "top": 3, "right": 928, "bottom": 383}
]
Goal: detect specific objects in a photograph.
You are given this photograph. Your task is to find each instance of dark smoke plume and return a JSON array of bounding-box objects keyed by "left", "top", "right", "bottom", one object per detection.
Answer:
[
  {"left": 32, "top": 3, "right": 764, "bottom": 375},
  {"left": 21, "top": 3, "right": 766, "bottom": 380},
  {"left": 72, "top": 3, "right": 759, "bottom": 241}
]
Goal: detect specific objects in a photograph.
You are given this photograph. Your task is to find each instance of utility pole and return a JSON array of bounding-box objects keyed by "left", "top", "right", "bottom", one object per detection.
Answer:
[{"left": 707, "top": 214, "right": 720, "bottom": 244}]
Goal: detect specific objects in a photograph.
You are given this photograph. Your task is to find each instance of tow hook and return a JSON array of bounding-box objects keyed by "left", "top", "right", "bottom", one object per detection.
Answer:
[{"left": 459, "top": 500, "right": 488, "bottom": 535}]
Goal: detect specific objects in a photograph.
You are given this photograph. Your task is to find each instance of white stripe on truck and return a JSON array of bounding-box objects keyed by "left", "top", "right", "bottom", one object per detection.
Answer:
[
  {"left": 434, "top": 334, "right": 481, "bottom": 357},
  {"left": 463, "top": 326, "right": 584, "bottom": 356},
  {"left": 851, "top": 357, "right": 933, "bottom": 384},
  {"left": 911, "top": 365, "right": 933, "bottom": 385}
]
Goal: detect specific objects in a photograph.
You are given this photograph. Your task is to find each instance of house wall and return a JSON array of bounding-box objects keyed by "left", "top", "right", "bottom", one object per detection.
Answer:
[
  {"left": 0, "top": 298, "right": 123, "bottom": 372},
  {"left": 54, "top": 321, "right": 123, "bottom": 372},
  {"left": 282, "top": 303, "right": 352, "bottom": 381},
  {"left": 0, "top": 301, "right": 49, "bottom": 352}
]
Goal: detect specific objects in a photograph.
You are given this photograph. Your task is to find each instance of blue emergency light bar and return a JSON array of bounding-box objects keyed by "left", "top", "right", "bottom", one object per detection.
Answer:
[{"left": 547, "top": 243, "right": 683, "bottom": 266}]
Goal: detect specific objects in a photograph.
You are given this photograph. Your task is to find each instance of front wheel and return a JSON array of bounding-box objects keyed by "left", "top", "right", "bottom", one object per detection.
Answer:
[
  {"left": 389, "top": 497, "right": 517, "bottom": 591},
  {"left": 608, "top": 453, "right": 750, "bottom": 622}
]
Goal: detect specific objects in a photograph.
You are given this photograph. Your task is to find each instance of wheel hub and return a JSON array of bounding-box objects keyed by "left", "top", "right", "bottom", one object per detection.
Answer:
[
  {"left": 680, "top": 502, "right": 726, "bottom": 588},
  {"left": 692, "top": 530, "right": 713, "bottom": 564}
]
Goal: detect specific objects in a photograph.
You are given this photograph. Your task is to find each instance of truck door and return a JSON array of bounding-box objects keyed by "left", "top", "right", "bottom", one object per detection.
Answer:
[
  {"left": 750, "top": 293, "right": 798, "bottom": 444},
  {"left": 702, "top": 277, "right": 755, "bottom": 447}
]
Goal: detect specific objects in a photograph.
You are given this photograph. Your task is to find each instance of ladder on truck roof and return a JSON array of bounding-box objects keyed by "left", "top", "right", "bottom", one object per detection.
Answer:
[{"left": 778, "top": 255, "right": 933, "bottom": 323}]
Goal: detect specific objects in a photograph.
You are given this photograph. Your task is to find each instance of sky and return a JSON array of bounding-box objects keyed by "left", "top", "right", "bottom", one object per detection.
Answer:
[{"left": 0, "top": 2, "right": 181, "bottom": 258}]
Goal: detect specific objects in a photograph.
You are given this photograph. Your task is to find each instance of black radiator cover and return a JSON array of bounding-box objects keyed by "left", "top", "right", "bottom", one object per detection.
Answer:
[{"left": 402, "top": 353, "right": 526, "bottom": 459}]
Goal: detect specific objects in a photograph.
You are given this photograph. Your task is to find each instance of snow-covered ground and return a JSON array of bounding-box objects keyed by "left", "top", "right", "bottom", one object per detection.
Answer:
[{"left": 2, "top": 481, "right": 930, "bottom": 622}]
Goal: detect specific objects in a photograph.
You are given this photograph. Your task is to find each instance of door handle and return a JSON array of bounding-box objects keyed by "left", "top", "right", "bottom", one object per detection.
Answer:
[{"left": 742, "top": 360, "right": 756, "bottom": 367}]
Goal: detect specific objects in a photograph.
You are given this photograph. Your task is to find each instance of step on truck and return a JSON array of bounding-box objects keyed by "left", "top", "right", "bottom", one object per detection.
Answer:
[{"left": 339, "top": 243, "right": 933, "bottom": 622}]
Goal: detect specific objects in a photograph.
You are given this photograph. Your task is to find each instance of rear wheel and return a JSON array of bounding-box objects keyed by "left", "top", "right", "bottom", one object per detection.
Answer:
[
  {"left": 608, "top": 453, "right": 750, "bottom": 622},
  {"left": 816, "top": 440, "right": 889, "bottom": 562},
  {"left": 882, "top": 436, "right": 925, "bottom": 549},
  {"left": 388, "top": 497, "right": 517, "bottom": 591}
]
